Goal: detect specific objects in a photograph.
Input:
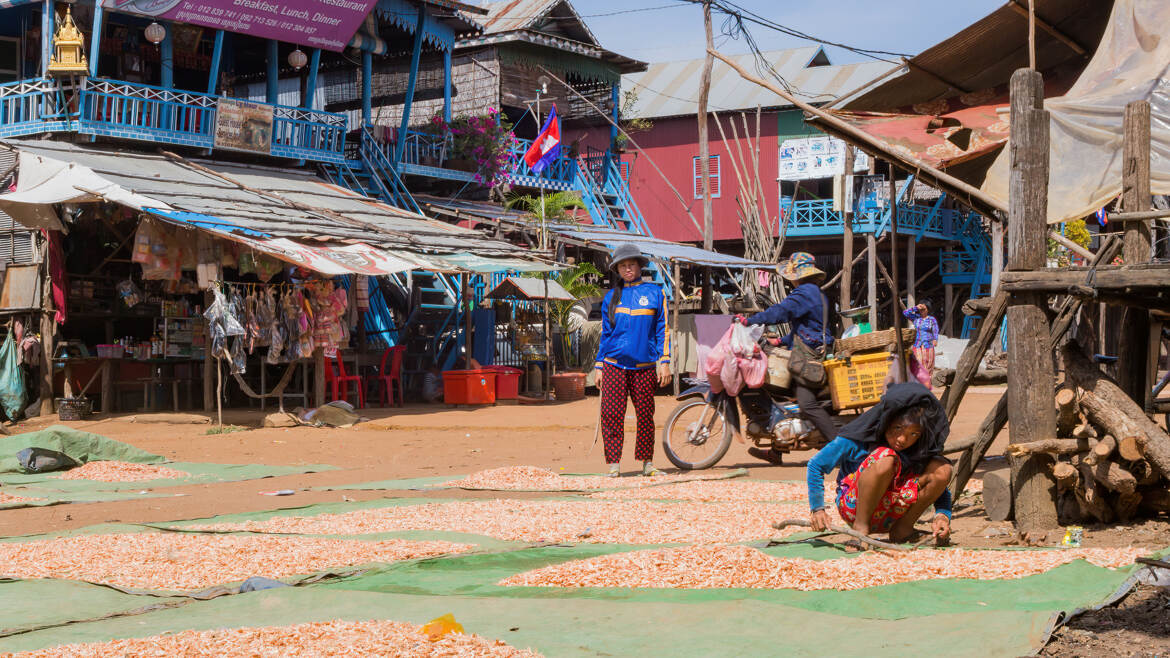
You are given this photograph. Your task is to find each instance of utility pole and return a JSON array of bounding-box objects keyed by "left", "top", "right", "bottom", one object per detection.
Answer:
[{"left": 698, "top": 0, "right": 714, "bottom": 312}]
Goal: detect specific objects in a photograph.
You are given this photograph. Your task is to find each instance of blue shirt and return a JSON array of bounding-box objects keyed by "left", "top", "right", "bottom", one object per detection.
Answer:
[
  {"left": 807, "top": 436, "right": 952, "bottom": 518},
  {"left": 745, "top": 282, "right": 833, "bottom": 349},
  {"left": 595, "top": 282, "right": 669, "bottom": 370}
]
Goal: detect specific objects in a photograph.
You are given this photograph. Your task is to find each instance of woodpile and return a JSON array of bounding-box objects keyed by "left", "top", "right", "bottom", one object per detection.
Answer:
[{"left": 990, "top": 345, "right": 1170, "bottom": 525}]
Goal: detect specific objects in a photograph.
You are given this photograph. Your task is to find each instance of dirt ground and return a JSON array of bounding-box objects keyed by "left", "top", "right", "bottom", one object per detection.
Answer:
[
  {"left": 2, "top": 384, "right": 1169, "bottom": 655},
  {"left": 1042, "top": 584, "right": 1170, "bottom": 657}
]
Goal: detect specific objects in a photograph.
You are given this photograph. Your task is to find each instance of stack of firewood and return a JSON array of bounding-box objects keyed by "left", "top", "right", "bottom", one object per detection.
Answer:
[{"left": 981, "top": 345, "right": 1170, "bottom": 524}]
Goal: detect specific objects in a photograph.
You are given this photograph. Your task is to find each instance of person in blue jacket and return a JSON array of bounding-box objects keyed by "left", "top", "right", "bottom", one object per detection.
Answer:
[
  {"left": 807, "top": 382, "right": 953, "bottom": 544},
  {"left": 595, "top": 244, "right": 671, "bottom": 477},
  {"left": 739, "top": 252, "right": 836, "bottom": 464}
]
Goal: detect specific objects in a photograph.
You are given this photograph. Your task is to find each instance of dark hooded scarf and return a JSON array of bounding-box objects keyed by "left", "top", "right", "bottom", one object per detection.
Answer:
[{"left": 836, "top": 382, "right": 949, "bottom": 471}]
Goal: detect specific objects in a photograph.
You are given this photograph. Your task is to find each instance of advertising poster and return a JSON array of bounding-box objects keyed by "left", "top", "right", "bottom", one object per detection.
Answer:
[
  {"left": 214, "top": 98, "right": 273, "bottom": 155},
  {"left": 103, "top": 0, "right": 377, "bottom": 52},
  {"left": 778, "top": 136, "right": 870, "bottom": 181}
]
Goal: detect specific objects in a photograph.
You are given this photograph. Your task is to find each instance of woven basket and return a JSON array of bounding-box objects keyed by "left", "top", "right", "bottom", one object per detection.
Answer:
[
  {"left": 835, "top": 327, "right": 916, "bottom": 356},
  {"left": 56, "top": 397, "right": 93, "bottom": 421}
]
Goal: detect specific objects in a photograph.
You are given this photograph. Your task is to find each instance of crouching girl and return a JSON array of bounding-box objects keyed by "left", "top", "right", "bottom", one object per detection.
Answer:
[{"left": 806, "top": 382, "right": 953, "bottom": 543}]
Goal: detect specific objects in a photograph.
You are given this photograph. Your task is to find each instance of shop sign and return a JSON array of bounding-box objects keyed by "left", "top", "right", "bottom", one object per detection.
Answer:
[
  {"left": 103, "top": 0, "right": 377, "bottom": 52},
  {"left": 214, "top": 98, "right": 273, "bottom": 155},
  {"left": 778, "top": 136, "right": 870, "bottom": 181}
]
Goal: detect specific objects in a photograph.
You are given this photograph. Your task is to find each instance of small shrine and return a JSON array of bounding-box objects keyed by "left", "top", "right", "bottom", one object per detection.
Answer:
[{"left": 47, "top": 6, "right": 88, "bottom": 76}]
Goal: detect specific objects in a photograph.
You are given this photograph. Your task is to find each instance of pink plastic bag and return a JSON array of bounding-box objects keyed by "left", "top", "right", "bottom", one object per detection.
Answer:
[
  {"left": 704, "top": 328, "right": 732, "bottom": 394},
  {"left": 704, "top": 324, "right": 767, "bottom": 396}
]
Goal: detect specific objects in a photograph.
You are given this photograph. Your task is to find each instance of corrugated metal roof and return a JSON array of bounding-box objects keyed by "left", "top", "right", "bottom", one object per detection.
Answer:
[
  {"left": 478, "top": 0, "right": 593, "bottom": 42},
  {"left": 418, "top": 196, "right": 768, "bottom": 269},
  {"left": 623, "top": 48, "right": 897, "bottom": 120},
  {"left": 487, "top": 276, "right": 574, "bottom": 300},
  {"left": 844, "top": 0, "right": 1112, "bottom": 111},
  {"left": 2, "top": 139, "right": 533, "bottom": 261}
]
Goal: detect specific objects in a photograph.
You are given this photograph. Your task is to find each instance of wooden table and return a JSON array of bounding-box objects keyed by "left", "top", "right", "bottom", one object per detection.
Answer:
[{"left": 54, "top": 356, "right": 200, "bottom": 413}]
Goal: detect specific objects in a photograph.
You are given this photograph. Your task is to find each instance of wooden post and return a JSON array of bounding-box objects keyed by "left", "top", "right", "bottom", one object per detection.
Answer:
[
  {"left": 990, "top": 220, "right": 1003, "bottom": 293},
  {"left": 265, "top": 40, "right": 278, "bottom": 103},
  {"left": 944, "top": 284, "right": 954, "bottom": 336},
  {"left": 1006, "top": 68, "right": 1058, "bottom": 534},
  {"left": 462, "top": 273, "right": 473, "bottom": 365},
  {"left": 207, "top": 30, "right": 225, "bottom": 95},
  {"left": 215, "top": 357, "right": 222, "bottom": 426},
  {"left": 1118, "top": 100, "right": 1151, "bottom": 403},
  {"left": 906, "top": 235, "right": 916, "bottom": 307},
  {"left": 888, "top": 162, "right": 907, "bottom": 381},
  {"left": 88, "top": 2, "right": 104, "bottom": 77},
  {"left": 841, "top": 147, "right": 855, "bottom": 327},
  {"left": 698, "top": 0, "right": 714, "bottom": 313},
  {"left": 313, "top": 348, "right": 325, "bottom": 407},
  {"left": 202, "top": 290, "right": 214, "bottom": 412},
  {"left": 866, "top": 234, "right": 877, "bottom": 328},
  {"left": 672, "top": 260, "right": 681, "bottom": 397},
  {"left": 543, "top": 272, "right": 552, "bottom": 397}
]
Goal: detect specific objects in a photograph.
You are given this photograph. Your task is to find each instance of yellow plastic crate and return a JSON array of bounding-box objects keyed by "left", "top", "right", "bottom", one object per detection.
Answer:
[{"left": 824, "top": 351, "right": 895, "bottom": 410}]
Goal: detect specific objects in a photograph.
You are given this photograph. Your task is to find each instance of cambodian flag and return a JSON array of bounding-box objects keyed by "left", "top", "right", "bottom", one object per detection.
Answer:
[
  {"left": 1095, "top": 207, "right": 1108, "bottom": 226},
  {"left": 523, "top": 106, "right": 561, "bottom": 174}
]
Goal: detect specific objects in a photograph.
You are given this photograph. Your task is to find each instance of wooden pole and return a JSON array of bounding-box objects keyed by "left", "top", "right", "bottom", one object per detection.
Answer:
[
  {"left": 841, "top": 147, "right": 855, "bottom": 328},
  {"left": 991, "top": 220, "right": 1003, "bottom": 293},
  {"left": 215, "top": 356, "right": 223, "bottom": 426},
  {"left": 672, "top": 260, "right": 681, "bottom": 397},
  {"left": 462, "top": 273, "right": 473, "bottom": 366},
  {"left": 698, "top": 1, "right": 714, "bottom": 313},
  {"left": 313, "top": 348, "right": 325, "bottom": 407},
  {"left": 203, "top": 290, "right": 214, "bottom": 412},
  {"left": 888, "top": 162, "right": 908, "bottom": 381},
  {"left": 866, "top": 234, "right": 878, "bottom": 329},
  {"left": 1006, "top": 68, "right": 1058, "bottom": 534},
  {"left": 1118, "top": 100, "right": 1152, "bottom": 403},
  {"left": 944, "top": 284, "right": 954, "bottom": 336},
  {"left": 907, "top": 234, "right": 916, "bottom": 307},
  {"left": 1027, "top": 0, "right": 1037, "bottom": 70},
  {"left": 543, "top": 272, "right": 552, "bottom": 398},
  {"left": 39, "top": 248, "right": 54, "bottom": 416}
]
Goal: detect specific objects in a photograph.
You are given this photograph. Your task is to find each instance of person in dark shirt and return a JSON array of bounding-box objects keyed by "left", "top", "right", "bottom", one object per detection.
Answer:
[
  {"left": 739, "top": 252, "right": 836, "bottom": 464},
  {"left": 807, "top": 382, "right": 953, "bottom": 544}
]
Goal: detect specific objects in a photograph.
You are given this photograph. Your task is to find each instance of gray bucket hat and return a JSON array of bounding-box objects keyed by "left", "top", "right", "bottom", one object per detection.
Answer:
[{"left": 608, "top": 243, "right": 649, "bottom": 271}]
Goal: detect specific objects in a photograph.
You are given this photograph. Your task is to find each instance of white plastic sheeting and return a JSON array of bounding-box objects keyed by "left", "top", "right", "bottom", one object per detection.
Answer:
[{"left": 982, "top": 0, "right": 1170, "bottom": 224}]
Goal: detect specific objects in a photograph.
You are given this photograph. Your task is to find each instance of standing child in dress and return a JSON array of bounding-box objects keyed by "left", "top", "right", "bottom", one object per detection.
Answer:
[
  {"left": 806, "top": 382, "right": 953, "bottom": 543},
  {"left": 595, "top": 244, "right": 672, "bottom": 477},
  {"left": 903, "top": 301, "right": 939, "bottom": 375}
]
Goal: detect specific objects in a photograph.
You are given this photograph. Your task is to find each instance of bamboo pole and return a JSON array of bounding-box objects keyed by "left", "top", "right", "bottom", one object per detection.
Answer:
[
  {"left": 672, "top": 260, "right": 681, "bottom": 397},
  {"left": 698, "top": 1, "right": 714, "bottom": 313}
]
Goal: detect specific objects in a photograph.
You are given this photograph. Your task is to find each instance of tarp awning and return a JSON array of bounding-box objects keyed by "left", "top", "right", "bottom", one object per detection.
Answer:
[
  {"left": 0, "top": 140, "right": 549, "bottom": 276},
  {"left": 419, "top": 197, "right": 771, "bottom": 270},
  {"left": 486, "top": 277, "right": 574, "bottom": 301}
]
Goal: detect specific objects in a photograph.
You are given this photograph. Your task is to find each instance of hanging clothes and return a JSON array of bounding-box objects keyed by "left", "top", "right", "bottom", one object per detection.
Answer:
[{"left": 43, "top": 230, "right": 67, "bottom": 325}]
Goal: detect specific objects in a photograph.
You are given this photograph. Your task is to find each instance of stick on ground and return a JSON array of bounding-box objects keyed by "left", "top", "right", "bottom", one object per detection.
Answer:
[{"left": 772, "top": 519, "right": 908, "bottom": 552}]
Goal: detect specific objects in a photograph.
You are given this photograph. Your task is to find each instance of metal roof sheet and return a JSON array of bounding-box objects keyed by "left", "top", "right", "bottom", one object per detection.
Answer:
[
  {"left": 623, "top": 48, "right": 896, "bottom": 119},
  {"left": 2, "top": 139, "right": 533, "bottom": 260},
  {"left": 844, "top": 0, "right": 1112, "bottom": 111},
  {"left": 418, "top": 196, "right": 768, "bottom": 269},
  {"left": 486, "top": 276, "right": 574, "bottom": 300}
]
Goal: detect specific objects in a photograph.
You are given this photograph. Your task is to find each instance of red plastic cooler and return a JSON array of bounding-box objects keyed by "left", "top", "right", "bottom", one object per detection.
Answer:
[
  {"left": 483, "top": 366, "right": 523, "bottom": 400},
  {"left": 442, "top": 369, "right": 497, "bottom": 405}
]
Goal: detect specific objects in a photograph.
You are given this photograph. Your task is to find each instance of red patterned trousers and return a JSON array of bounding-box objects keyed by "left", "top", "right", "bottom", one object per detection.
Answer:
[{"left": 599, "top": 363, "right": 656, "bottom": 464}]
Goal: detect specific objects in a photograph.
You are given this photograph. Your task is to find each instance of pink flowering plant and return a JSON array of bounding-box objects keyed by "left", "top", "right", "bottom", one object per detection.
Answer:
[{"left": 424, "top": 108, "right": 517, "bottom": 187}]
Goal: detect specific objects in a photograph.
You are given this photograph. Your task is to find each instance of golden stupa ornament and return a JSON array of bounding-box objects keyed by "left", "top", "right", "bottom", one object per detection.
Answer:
[{"left": 48, "top": 6, "right": 89, "bottom": 76}]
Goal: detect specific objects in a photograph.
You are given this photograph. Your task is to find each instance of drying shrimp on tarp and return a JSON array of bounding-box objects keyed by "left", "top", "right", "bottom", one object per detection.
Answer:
[
  {"left": 499, "top": 544, "right": 1145, "bottom": 591},
  {"left": 8, "top": 619, "right": 542, "bottom": 657},
  {"left": 52, "top": 460, "right": 186, "bottom": 482}
]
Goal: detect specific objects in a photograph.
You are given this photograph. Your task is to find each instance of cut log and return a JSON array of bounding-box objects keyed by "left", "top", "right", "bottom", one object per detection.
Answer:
[
  {"left": 1055, "top": 387, "right": 1078, "bottom": 435},
  {"left": 1052, "top": 462, "right": 1078, "bottom": 491},
  {"left": 1084, "top": 435, "right": 1117, "bottom": 466},
  {"left": 1063, "top": 343, "right": 1170, "bottom": 480},
  {"left": 1006, "top": 438, "right": 1094, "bottom": 457},
  {"left": 1118, "top": 436, "right": 1145, "bottom": 462},
  {"left": 1089, "top": 458, "right": 1137, "bottom": 494},
  {"left": 1115, "top": 491, "right": 1143, "bottom": 522},
  {"left": 983, "top": 468, "right": 1014, "bottom": 522},
  {"left": 1128, "top": 459, "right": 1161, "bottom": 486},
  {"left": 1073, "top": 456, "right": 1114, "bottom": 523},
  {"left": 1072, "top": 422, "right": 1098, "bottom": 440}
]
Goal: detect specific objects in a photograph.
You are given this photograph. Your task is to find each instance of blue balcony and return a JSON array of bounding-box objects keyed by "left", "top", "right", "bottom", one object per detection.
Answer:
[
  {"left": 0, "top": 78, "right": 74, "bottom": 138},
  {"left": 0, "top": 77, "right": 347, "bottom": 164},
  {"left": 396, "top": 129, "right": 577, "bottom": 191}
]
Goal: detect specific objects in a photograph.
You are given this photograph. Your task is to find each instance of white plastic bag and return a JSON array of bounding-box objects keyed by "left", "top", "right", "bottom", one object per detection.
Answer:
[{"left": 729, "top": 323, "right": 763, "bottom": 357}]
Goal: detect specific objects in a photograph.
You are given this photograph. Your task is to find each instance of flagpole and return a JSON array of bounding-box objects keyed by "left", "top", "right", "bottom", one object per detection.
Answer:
[{"left": 536, "top": 89, "right": 546, "bottom": 252}]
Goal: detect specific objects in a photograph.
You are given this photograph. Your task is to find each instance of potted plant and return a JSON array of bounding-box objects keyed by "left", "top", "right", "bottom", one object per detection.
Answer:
[
  {"left": 447, "top": 108, "right": 517, "bottom": 187},
  {"left": 523, "top": 261, "right": 603, "bottom": 401}
]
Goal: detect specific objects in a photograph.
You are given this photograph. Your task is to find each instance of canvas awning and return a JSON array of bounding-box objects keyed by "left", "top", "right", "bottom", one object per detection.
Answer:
[
  {"left": 486, "top": 277, "right": 574, "bottom": 301},
  {"left": 0, "top": 140, "right": 553, "bottom": 276}
]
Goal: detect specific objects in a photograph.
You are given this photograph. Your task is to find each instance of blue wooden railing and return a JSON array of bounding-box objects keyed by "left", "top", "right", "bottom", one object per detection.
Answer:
[
  {"left": 75, "top": 79, "right": 346, "bottom": 163},
  {"left": 0, "top": 78, "right": 73, "bottom": 137},
  {"left": 506, "top": 135, "right": 577, "bottom": 189},
  {"left": 399, "top": 129, "right": 450, "bottom": 168}
]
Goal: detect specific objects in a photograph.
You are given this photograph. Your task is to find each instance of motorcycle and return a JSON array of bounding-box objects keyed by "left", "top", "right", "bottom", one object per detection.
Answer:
[{"left": 660, "top": 377, "right": 845, "bottom": 469}]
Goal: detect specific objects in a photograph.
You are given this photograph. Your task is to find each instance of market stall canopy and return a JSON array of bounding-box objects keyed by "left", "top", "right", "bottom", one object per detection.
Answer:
[
  {"left": 0, "top": 140, "right": 554, "bottom": 276},
  {"left": 486, "top": 277, "right": 574, "bottom": 302},
  {"left": 419, "top": 197, "right": 771, "bottom": 270}
]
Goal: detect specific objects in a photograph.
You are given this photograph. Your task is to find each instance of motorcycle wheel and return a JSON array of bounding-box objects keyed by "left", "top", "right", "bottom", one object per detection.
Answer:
[{"left": 661, "top": 398, "right": 733, "bottom": 470}]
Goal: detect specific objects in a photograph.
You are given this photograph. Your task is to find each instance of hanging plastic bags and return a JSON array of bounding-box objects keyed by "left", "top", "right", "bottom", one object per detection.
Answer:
[
  {"left": 704, "top": 322, "right": 766, "bottom": 396},
  {"left": 0, "top": 331, "right": 27, "bottom": 420}
]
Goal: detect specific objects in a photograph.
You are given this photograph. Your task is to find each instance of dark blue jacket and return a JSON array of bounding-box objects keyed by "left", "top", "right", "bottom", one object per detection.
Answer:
[{"left": 744, "top": 282, "right": 832, "bottom": 349}]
